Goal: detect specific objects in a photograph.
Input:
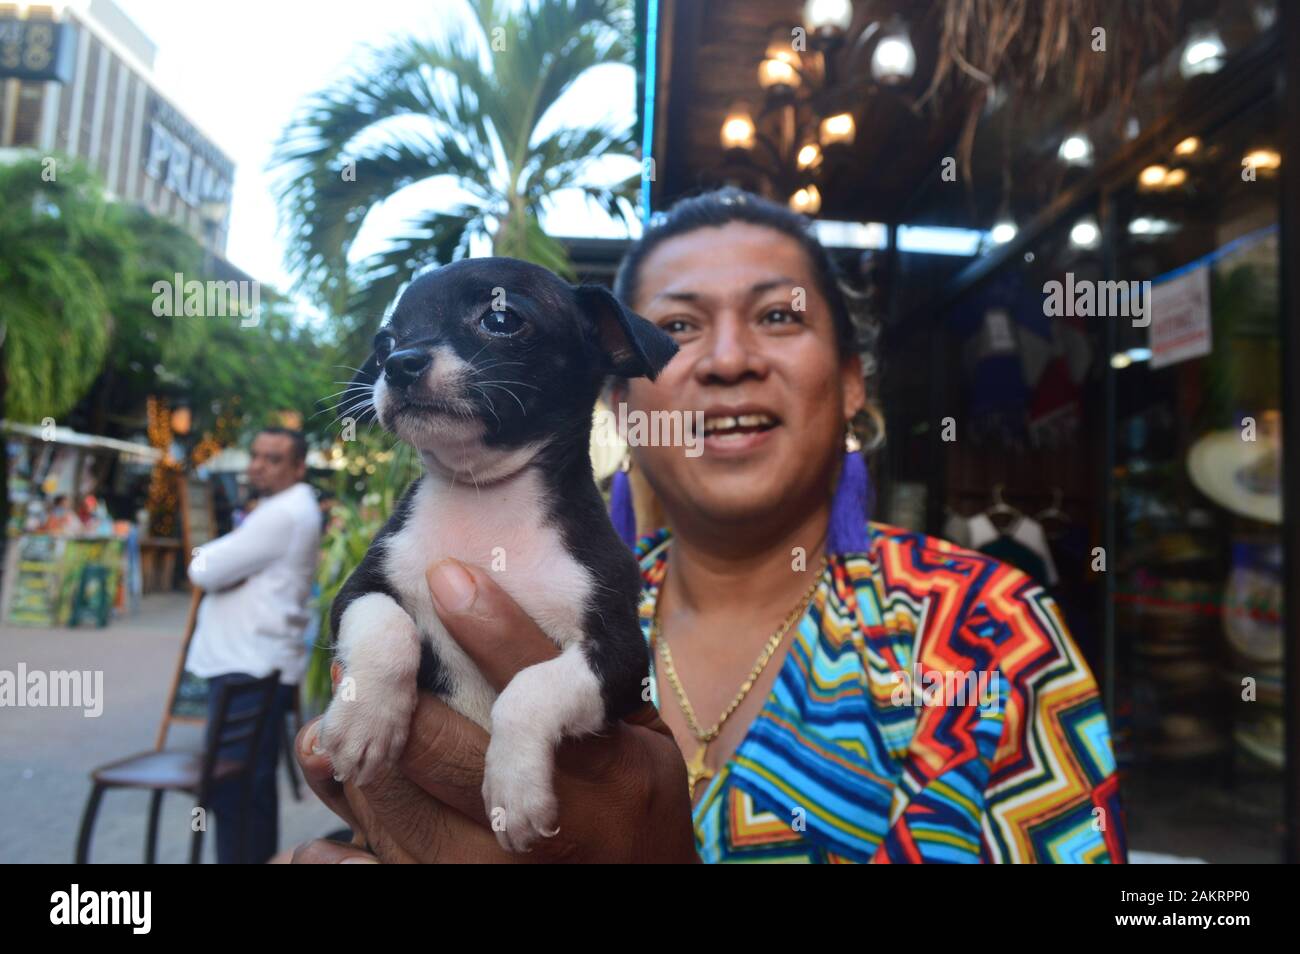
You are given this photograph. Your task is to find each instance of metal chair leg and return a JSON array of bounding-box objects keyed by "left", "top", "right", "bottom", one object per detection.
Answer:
[
  {"left": 145, "top": 790, "right": 164, "bottom": 863},
  {"left": 75, "top": 783, "right": 106, "bottom": 864}
]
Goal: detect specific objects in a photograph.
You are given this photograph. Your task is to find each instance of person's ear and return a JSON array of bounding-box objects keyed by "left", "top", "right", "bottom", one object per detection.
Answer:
[
  {"left": 574, "top": 284, "right": 678, "bottom": 381},
  {"left": 840, "top": 352, "right": 866, "bottom": 420}
]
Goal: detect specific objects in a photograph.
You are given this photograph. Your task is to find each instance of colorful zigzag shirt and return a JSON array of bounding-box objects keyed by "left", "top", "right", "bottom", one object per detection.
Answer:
[{"left": 635, "top": 522, "right": 1126, "bottom": 863}]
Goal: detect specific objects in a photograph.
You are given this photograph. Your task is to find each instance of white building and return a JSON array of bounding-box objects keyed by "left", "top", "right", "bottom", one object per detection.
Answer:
[{"left": 0, "top": 0, "right": 234, "bottom": 254}]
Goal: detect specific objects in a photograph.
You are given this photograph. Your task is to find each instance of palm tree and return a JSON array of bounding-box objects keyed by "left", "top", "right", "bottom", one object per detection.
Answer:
[
  {"left": 272, "top": 0, "right": 638, "bottom": 348},
  {"left": 0, "top": 155, "right": 133, "bottom": 582},
  {"left": 0, "top": 157, "right": 129, "bottom": 425}
]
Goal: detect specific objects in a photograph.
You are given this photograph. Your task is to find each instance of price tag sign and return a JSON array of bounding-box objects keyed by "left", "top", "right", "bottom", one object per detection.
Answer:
[{"left": 1149, "top": 263, "right": 1212, "bottom": 369}]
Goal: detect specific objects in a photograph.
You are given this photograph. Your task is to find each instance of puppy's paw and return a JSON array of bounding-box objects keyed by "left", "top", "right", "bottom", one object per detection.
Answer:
[
  {"left": 318, "top": 680, "right": 415, "bottom": 787},
  {"left": 482, "top": 730, "right": 559, "bottom": 853}
]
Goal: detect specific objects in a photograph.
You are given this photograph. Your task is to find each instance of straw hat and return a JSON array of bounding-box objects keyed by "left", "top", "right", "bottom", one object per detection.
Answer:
[{"left": 1186, "top": 411, "right": 1281, "bottom": 525}]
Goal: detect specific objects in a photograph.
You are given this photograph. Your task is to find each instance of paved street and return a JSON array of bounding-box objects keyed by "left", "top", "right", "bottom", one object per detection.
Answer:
[{"left": 0, "top": 594, "right": 341, "bottom": 863}]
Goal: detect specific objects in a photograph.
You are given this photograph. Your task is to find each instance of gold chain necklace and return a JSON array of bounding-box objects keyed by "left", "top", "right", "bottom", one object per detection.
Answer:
[{"left": 650, "top": 558, "right": 827, "bottom": 801}]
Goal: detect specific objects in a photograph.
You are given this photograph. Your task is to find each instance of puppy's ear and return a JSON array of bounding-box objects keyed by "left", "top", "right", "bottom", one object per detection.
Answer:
[{"left": 574, "top": 284, "right": 678, "bottom": 381}]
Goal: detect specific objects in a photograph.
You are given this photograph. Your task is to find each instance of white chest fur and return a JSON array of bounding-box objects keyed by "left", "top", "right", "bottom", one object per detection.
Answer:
[{"left": 379, "top": 470, "right": 594, "bottom": 727}]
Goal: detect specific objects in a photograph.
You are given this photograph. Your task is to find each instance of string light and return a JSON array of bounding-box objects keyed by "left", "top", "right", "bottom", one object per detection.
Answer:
[{"left": 145, "top": 395, "right": 180, "bottom": 537}]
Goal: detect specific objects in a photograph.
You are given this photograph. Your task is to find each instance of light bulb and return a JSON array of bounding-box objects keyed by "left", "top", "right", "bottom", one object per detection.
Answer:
[
  {"left": 1059, "top": 133, "right": 1093, "bottom": 166},
  {"left": 758, "top": 57, "right": 800, "bottom": 90},
  {"left": 990, "top": 221, "right": 1017, "bottom": 244},
  {"left": 871, "top": 25, "right": 916, "bottom": 85},
  {"left": 1070, "top": 218, "right": 1100, "bottom": 249},
  {"left": 1242, "top": 148, "right": 1281, "bottom": 171},
  {"left": 819, "top": 112, "right": 855, "bottom": 146},
  {"left": 789, "top": 185, "right": 822, "bottom": 215},
  {"left": 1181, "top": 23, "right": 1226, "bottom": 77},
  {"left": 803, "top": 0, "right": 853, "bottom": 37},
  {"left": 1139, "top": 164, "right": 1169, "bottom": 188},
  {"left": 720, "top": 105, "right": 756, "bottom": 150}
]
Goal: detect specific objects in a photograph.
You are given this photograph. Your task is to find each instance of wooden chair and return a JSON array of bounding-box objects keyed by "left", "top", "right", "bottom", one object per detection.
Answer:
[
  {"left": 157, "top": 588, "right": 305, "bottom": 800},
  {"left": 75, "top": 669, "right": 282, "bottom": 864}
]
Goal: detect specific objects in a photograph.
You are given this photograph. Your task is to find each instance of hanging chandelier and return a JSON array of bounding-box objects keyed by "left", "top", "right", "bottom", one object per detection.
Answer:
[{"left": 717, "top": 1, "right": 917, "bottom": 214}]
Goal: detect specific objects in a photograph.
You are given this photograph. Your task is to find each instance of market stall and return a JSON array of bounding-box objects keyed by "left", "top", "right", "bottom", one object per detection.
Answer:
[{"left": 2, "top": 421, "right": 159, "bottom": 625}]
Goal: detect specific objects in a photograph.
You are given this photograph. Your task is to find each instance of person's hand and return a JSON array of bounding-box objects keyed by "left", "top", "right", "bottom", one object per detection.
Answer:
[
  {"left": 292, "top": 559, "right": 699, "bottom": 863},
  {"left": 289, "top": 839, "right": 379, "bottom": 864}
]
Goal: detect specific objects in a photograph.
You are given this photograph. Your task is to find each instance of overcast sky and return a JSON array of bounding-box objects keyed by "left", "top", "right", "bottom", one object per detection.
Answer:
[{"left": 113, "top": 0, "right": 639, "bottom": 296}]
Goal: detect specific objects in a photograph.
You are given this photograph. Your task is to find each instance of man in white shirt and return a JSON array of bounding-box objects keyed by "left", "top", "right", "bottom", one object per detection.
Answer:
[{"left": 186, "top": 427, "right": 321, "bottom": 863}]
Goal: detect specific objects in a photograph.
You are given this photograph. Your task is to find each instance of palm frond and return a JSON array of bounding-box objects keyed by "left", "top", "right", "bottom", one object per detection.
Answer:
[
  {"left": 271, "top": 0, "right": 638, "bottom": 324},
  {"left": 0, "top": 157, "right": 127, "bottom": 421},
  {"left": 346, "top": 207, "right": 483, "bottom": 334}
]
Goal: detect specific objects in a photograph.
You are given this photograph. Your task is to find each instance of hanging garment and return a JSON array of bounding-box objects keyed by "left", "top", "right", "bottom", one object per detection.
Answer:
[
  {"left": 965, "top": 512, "right": 1060, "bottom": 586},
  {"left": 950, "top": 271, "right": 1036, "bottom": 447},
  {"left": 942, "top": 510, "right": 973, "bottom": 548}
]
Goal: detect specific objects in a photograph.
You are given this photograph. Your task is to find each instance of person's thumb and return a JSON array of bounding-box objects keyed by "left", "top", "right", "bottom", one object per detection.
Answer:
[{"left": 425, "top": 559, "right": 558, "bottom": 690}]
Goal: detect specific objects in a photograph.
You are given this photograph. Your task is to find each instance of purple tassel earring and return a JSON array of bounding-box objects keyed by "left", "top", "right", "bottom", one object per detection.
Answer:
[
  {"left": 609, "top": 465, "right": 638, "bottom": 550},
  {"left": 825, "top": 429, "right": 872, "bottom": 557}
]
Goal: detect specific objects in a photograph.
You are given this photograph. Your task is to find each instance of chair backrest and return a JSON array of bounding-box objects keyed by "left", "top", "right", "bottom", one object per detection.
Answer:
[{"left": 197, "top": 670, "right": 281, "bottom": 795}]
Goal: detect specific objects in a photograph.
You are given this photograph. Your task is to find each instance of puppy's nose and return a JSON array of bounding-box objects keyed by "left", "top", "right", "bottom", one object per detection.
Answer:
[{"left": 384, "top": 349, "right": 431, "bottom": 389}]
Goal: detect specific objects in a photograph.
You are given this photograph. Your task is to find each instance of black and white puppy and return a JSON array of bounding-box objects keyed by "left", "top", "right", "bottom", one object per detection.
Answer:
[{"left": 321, "top": 257, "right": 677, "bottom": 852}]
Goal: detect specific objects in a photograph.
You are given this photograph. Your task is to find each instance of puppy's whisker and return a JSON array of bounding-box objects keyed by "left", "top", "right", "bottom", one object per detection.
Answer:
[
  {"left": 336, "top": 396, "right": 375, "bottom": 418},
  {"left": 318, "top": 384, "right": 374, "bottom": 404},
  {"left": 329, "top": 384, "right": 375, "bottom": 402},
  {"left": 328, "top": 404, "right": 375, "bottom": 428},
  {"left": 473, "top": 379, "right": 542, "bottom": 392},
  {"left": 468, "top": 385, "right": 502, "bottom": 432},
  {"left": 324, "top": 401, "right": 373, "bottom": 426},
  {"left": 474, "top": 382, "right": 527, "bottom": 415},
  {"left": 469, "top": 360, "right": 526, "bottom": 376}
]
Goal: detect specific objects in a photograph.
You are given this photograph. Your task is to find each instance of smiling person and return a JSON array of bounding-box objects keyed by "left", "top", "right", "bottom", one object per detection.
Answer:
[{"left": 291, "top": 188, "right": 1125, "bottom": 864}]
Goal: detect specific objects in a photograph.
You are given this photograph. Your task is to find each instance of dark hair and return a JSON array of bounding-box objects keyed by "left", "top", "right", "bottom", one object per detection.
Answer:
[
  {"left": 256, "top": 426, "right": 308, "bottom": 464},
  {"left": 613, "top": 187, "right": 859, "bottom": 356}
]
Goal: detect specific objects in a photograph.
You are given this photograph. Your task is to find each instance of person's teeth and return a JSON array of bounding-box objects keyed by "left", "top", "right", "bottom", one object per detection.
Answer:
[{"left": 702, "top": 413, "right": 776, "bottom": 435}]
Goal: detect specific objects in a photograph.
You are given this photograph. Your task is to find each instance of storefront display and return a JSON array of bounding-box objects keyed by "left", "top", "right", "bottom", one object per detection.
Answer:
[{"left": 875, "top": 6, "right": 1292, "bottom": 861}]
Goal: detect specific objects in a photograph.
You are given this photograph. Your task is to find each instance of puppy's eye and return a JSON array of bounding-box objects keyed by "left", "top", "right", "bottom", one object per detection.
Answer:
[
  {"left": 373, "top": 331, "right": 396, "bottom": 361},
  {"left": 479, "top": 310, "right": 524, "bottom": 337}
]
